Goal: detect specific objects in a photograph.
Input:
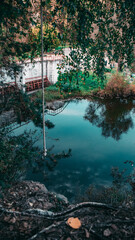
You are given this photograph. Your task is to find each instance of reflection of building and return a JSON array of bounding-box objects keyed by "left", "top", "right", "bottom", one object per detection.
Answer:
[{"left": 46, "top": 100, "right": 69, "bottom": 116}]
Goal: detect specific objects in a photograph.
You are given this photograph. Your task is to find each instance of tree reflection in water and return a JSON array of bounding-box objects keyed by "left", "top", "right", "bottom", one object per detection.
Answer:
[
  {"left": 84, "top": 99, "right": 135, "bottom": 140},
  {"left": 0, "top": 92, "right": 71, "bottom": 187}
]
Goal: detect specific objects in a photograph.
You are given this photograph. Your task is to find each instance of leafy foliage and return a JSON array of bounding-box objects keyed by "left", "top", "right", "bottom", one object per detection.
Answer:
[
  {"left": 0, "top": 89, "right": 72, "bottom": 188},
  {"left": 0, "top": 0, "right": 32, "bottom": 68},
  {"left": 1, "top": 0, "right": 134, "bottom": 81},
  {"left": 0, "top": 125, "right": 72, "bottom": 188},
  {"left": 54, "top": 0, "right": 134, "bottom": 78},
  {"left": 56, "top": 70, "right": 106, "bottom": 93},
  {"left": 0, "top": 89, "right": 43, "bottom": 127},
  {"left": 0, "top": 128, "right": 41, "bottom": 187},
  {"left": 28, "top": 23, "right": 60, "bottom": 60},
  {"left": 100, "top": 73, "right": 131, "bottom": 98}
]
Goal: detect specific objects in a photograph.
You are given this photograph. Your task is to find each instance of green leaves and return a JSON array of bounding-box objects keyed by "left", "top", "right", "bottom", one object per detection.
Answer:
[
  {"left": 28, "top": 23, "right": 60, "bottom": 59},
  {"left": 0, "top": 0, "right": 32, "bottom": 69},
  {"left": 0, "top": 0, "right": 134, "bottom": 81},
  {"left": 54, "top": 0, "right": 134, "bottom": 79},
  {"left": 0, "top": 89, "right": 43, "bottom": 128},
  {"left": 0, "top": 128, "right": 39, "bottom": 186}
]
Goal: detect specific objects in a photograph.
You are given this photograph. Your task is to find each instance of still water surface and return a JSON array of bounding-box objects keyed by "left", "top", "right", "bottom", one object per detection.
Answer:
[{"left": 16, "top": 99, "right": 135, "bottom": 200}]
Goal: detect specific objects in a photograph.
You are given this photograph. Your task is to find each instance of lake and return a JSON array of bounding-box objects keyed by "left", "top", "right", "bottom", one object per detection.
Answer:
[{"left": 15, "top": 99, "right": 135, "bottom": 201}]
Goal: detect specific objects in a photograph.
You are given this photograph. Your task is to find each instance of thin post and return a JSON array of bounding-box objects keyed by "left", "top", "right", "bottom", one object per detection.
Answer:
[
  {"left": 40, "top": 0, "right": 47, "bottom": 156},
  {"left": 46, "top": 60, "right": 48, "bottom": 80}
]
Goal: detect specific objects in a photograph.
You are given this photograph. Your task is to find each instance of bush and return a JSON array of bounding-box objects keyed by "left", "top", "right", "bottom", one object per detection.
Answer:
[
  {"left": 57, "top": 71, "right": 106, "bottom": 95},
  {"left": 100, "top": 73, "right": 131, "bottom": 98}
]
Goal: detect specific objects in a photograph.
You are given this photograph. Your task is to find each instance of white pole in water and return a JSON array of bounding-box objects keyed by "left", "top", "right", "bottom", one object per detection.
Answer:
[{"left": 40, "top": 0, "right": 47, "bottom": 156}]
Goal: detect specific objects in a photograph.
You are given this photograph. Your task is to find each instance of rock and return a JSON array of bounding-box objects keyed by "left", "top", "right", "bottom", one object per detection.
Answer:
[
  {"left": 28, "top": 181, "right": 48, "bottom": 193},
  {"left": 54, "top": 193, "right": 68, "bottom": 204},
  {"left": 43, "top": 202, "right": 54, "bottom": 209}
]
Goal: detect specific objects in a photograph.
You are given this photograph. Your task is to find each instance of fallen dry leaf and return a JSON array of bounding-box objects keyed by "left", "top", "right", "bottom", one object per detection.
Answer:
[
  {"left": 104, "top": 228, "right": 112, "bottom": 237},
  {"left": 4, "top": 216, "right": 11, "bottom": 222},
  {"left": 29, "top": 202, "right": 33, "bottom": 207},
  {"left": 23, "top": 222, "right": 28, "bottom": 228},
  {"left": 67, "top": 217, "right": 81, "bottom": 229},
  {"left": 84, "top": 228, "right": 90, "bottom": 238}
]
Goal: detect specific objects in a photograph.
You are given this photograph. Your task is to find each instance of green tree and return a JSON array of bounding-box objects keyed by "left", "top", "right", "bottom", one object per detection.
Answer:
[
  {"left": 1, "top": 0, "right": 134, "bottom": 77},
  {"left": 0, "top": 0, "right": 32, "bottom": 69},
  {"left": 54, "top": 0, "right": 134, "bottom": 79},
  {"left": 28, "top": 23, "right": 60, "bottom": 60}
]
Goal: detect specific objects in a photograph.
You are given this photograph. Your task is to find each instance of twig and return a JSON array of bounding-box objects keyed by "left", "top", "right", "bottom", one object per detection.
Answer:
[
  {"left": 89, "top": 228, "right": 106, "bottom": 240},
  {"left": 28, "top": 222, "right": 62, "bottom": 240},
  {"left": 95, "top": 219, "right": 135, "bottom": 227},
  {"left": 7, "top": 120, "right": 31, "bottom": 133}
]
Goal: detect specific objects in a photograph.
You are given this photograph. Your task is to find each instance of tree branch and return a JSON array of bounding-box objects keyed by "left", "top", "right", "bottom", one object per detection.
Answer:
[{"left": 28, "top": 222, "right": 62, "bottom": 240}]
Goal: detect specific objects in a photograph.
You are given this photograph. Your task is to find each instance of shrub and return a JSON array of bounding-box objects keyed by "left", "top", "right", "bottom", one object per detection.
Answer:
[{"left": 101, "top": 73, "right": 131, "bottom": 98}]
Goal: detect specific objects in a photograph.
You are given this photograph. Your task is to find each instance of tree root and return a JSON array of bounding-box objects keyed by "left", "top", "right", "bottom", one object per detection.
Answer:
[
  {"left": 0, "top": 202, "right": 116, "bottom": 220},
  {"left": 26, "top": 201, "right": 116, "bottom": 219},
  {"left": 1, "top": 203, "right": 134, "bottom": 240},
  {"left": 0, "top": 204, "right": 44, "bottom": 218}
]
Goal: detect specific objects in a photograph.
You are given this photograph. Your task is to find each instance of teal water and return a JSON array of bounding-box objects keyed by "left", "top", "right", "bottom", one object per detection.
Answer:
[{"left": 15, "top": 99, "right": 135, "bottom": 200}]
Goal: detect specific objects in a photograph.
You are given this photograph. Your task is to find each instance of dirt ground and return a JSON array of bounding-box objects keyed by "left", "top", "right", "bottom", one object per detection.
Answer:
[{"left": 0, "top": 181, "right": 135, "bottom": 240}]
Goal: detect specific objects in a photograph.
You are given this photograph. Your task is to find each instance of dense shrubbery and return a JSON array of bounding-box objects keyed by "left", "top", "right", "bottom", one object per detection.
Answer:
[
  {"left": 56, "top": 71, "right": 106, "bottom": 94},
  {"left": 104, "top": 73, "right": 130, "bottom": 97},
  {"left": 43, "top": 71, "right": 135, "bottom": 101},
  {"left": 99, "top": 73, "right": 135, "bottom": 98}
]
